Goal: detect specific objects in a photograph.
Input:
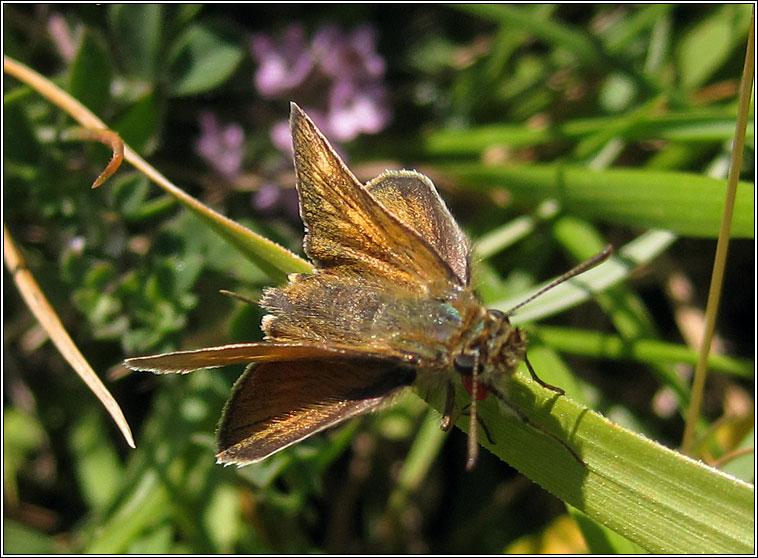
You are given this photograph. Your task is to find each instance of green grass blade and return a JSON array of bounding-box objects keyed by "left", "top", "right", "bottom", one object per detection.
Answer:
[
  {"left": 455, "top": 4, "right": 604, "bottom": 65},
  {"left": 443, "top": 164, "right": 754, "bottom": 238},
  {"left": 83, "top": 470, "right": 170, "bottom": 553},
  {"left": 424, "top": 112, "right": 754, "bottom": 155},
  {"left": 495, "top": 229, "right": 675, "bottom": 323},
  {"left": 537, "top": 325, "right": 753, "bottom": 378},
  {"left": 421, "top": 347, "right": 754, "bottom": 553}
]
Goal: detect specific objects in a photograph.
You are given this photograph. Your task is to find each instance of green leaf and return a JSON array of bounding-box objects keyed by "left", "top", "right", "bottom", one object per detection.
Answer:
[
  {"left": 2, "top": 103, "right": 42, "bottom": 165},
  {"left": 109, "top": 4, "right": 163, "bottom": 78},
  {"left": 598, "top": 72, "right": 637, "bottom": 113},
  {"left": 125, "top": 525, "right": 176, "bottom": 554},
  {"left": 113, "top": 92, "right": 161, "bottom": 154},
  {"left": 83, "top": 470, "right": 171, "bottom": 553},
  {"left": 112, "top": 173, "right": 151, "bottom": 219},
  {"left": 166, "top": 22, "right": 243, "bottom": 97},
  {"left": 720, "top": 427, "right": 755, "bottom": 482},
  {"left": 443, "top": 164, "right": 755, "bottom": 238},
  {"left": 4, "top": 408, "right": 47, "bottom": 507},
  {"left": 68, "top": 30, "right": 112, "bottom": 115},
  {"left": 69, "top": 409, "right": 124, "bottom": 511},
  {"left": 455, "top": 4, "right": 604, "bottom": 66},
  {"left": 203, "top": 484, "right": 241, "bottom": 552},
  {"left": 171, "top": 4, "right": 204, "bottom": 29},
  {"left": 602, "top": 4, "right": 673, "bottom": 55},
  {"left": 3, "top": 520, "right": 59, "bottom": 554},
  {"left": 421, "top": 346, "right": 754, "bottom": 553},
  {"left": 147, "top": 180, "right": 312, "bottom": 281},
  {"left": 677, "top": 11, "right": 735, "bottom": 89}
]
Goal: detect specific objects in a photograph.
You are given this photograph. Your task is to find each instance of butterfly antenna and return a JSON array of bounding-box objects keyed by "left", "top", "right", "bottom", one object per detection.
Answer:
[
  {"left": 466, "top": 352, "right": 481, "bottom": 471},
  {"left": 505, "top": 245, "right": 613, "bottom": 317}
]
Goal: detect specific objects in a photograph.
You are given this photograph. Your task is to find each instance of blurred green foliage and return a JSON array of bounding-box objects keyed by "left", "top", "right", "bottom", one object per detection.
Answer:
[{"left": 3, "top": 4, "right": 753, "bottom": 553}]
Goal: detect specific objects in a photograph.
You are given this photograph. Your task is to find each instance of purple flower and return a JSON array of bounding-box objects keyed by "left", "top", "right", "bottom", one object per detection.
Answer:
[
  {"left": 327, "top": 80, "right": 391, "bottom": 142},
  {"left": 253, "top": 182, "right": 300, "bottom": 219},
  {"left": 251, "top": 23, "right": 392, "bottom": 154},
  {"left": 313, "top": 24, "right": 385, "bottom": 82},
  {"left": 269, "top": 119, "right": 293, "bottom": 153},
  {"left": 194, "top": 112, "right": 245, "bottom": 178},
  {"left": 47, "top": 13, "right": 82, "bottom": 62},
  {"left": 251, "top": 24, "right": 313, "bottom": 97}
]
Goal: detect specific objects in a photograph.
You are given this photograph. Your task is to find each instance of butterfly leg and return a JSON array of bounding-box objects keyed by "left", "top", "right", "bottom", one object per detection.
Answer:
[
  {"left": 489, "top": 384, "right": 585, "bottom": 466},
  {"left": 440, "top": 381, "right": 456, "bottom": 431},
  {"left": 457, "top": 404, "right": 495, "bottom": 445},
  {"left": 439, "top": 380, "right": 494, "bottom": 469},
  {"left": 475, "top": 413, "right": 495, "bottom": 445},
  {"left": 524, "top": 353, "right": 565, "bottom": 396}
]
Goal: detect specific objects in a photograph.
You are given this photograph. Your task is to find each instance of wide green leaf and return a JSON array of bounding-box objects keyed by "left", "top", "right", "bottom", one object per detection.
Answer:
[
  {"left": 68, "top": 30, "right": 112, "bottom": 115},
  {"left": 113, "top": 92, "right": 161, "bottom": 154},
  {"left": 677, "top": 5, "right": 751, "bottom": 89},
  {"left": 166, "top": 22, "right": 243, "bottom": 97},
  {"left": 109, "top": 4, "right": 163, "bottom": 78}
]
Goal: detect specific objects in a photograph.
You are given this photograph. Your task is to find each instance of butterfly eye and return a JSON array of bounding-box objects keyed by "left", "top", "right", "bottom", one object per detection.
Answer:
[
  {"left": 453, "top": 353, "right": 476, "bottom": 375},
  {"left": 488, "top": 309, "right": 506, "bottom": 320}
]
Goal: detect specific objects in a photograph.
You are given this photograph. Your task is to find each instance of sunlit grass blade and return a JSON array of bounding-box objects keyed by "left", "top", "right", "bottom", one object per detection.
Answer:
[
  {"left": 496, "top": 229, "right": 675, "bottom": 323},
  {"left": 420, "top": 346, "right": 754, "bottom": 553},
  {"left": 537, "top": 326, "right": 753, "bottom": 378},
  {"left": 424, "top": 111, "right": 754, "bottom": 155},
  {"left": 3, "top": 225, "right": 135, "bottom": 449},
  {"left": 442, "top": 163, "right": 754, "bottom": 238},
  {"left": 682, "top": 9, "right": 755, "bottom": 454}
]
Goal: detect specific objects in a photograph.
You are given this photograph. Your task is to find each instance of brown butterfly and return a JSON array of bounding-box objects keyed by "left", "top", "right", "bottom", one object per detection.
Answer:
[{"left": 126, "top": 103, "right": 610, "bottom": 470}]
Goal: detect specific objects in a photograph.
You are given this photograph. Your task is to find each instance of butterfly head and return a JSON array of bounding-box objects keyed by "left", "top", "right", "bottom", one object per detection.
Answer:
[{"left": 452, "top": 308, "right": 527, "bottom": 389}]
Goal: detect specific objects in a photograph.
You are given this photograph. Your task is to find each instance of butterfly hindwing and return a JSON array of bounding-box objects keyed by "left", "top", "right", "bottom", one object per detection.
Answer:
[
  {"left": 366, "top": 170, "right": 470, "bottom": 285},
  {"left": 216, "top": 357, "right": 416, "bottom": 464}
]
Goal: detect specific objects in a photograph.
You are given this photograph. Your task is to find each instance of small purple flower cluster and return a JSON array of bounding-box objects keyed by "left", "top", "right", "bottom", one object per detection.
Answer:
[
  {"left": 193, "top": 22, "right": 391, "bottom": 219},
  {"left": 194, "top": 111, "right": 245, "bottom": 179},
  {"left": 251, "top": 23, "right": 392, "bottom": 151}
]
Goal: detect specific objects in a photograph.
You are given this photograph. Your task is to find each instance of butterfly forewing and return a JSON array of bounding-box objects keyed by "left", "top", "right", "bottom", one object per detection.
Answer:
[
  {"left": 290, "top": 104, "right": 461, "bottom": 295},
  {"left": 123, "top": 343, "right": 381, "bottom": 374},
  {"left": 217, "top": 358, "right": 416, "bottom": 464}
]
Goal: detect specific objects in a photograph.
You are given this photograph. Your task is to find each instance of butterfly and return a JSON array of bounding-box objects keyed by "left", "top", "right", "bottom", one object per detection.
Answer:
[{"left": 126, "top": 103, "right": 610, "bottom": 470}]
